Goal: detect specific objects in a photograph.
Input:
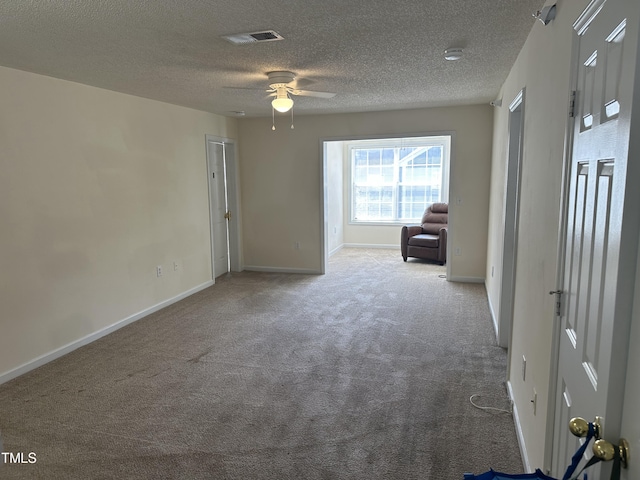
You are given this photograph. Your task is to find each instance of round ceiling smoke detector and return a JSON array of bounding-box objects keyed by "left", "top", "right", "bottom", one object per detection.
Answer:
[{"left": 444, "top": 48, "right": 464, "bottom": 61}]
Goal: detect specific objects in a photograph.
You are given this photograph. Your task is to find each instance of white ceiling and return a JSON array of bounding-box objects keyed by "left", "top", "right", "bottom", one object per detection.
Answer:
[{"left": 0, "top": 0, "right": 546, "bottom": 118}]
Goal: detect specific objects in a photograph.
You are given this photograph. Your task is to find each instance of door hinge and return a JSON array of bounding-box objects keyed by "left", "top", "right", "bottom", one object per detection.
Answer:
[{"left": 569, "top": 90, "right": 577, "bottom": 118}]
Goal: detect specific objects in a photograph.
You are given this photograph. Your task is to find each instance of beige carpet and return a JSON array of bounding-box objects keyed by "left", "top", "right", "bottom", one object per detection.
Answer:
[{"left": 0, "top": 248, "right": 522, "bottom": 479}]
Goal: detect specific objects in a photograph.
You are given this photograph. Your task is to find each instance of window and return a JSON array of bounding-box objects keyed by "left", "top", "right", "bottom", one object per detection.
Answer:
[{"left": 349, "top": 136, "right": 450, "bottom": 224}]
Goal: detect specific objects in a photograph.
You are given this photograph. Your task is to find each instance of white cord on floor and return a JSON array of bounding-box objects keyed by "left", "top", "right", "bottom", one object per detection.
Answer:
[{"left": 469, "top": 394, "right": 512, "bottom": 414}]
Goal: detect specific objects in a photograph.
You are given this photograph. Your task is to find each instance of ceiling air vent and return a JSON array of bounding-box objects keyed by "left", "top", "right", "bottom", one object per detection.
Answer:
[{"left": 222, "top": 30, "right": 284, "bottom": 45}]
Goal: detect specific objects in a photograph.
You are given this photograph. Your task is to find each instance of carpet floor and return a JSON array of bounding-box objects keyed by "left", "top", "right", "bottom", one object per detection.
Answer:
[{"left": 0, "top": 248, "right": 523, "bottom": 479}]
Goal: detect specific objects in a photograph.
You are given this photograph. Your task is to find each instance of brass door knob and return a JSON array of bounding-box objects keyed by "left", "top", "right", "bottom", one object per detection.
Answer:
[
  {"left": 569, "top": 417, "right": 589, "bottom": 437},
  {"left": 569, "top": 417, "right": 601, "bottom": 439},
  {"left": 593, "top": 438, "right": 630, "bottom": 468}
]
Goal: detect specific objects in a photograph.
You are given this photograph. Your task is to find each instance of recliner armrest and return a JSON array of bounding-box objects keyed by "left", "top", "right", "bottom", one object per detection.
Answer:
[
  {"left": 401, "top": 225, "right": 423, "bottom": 261},
  {"left": 438, "top": 226, "right": 448, "bottom": 261},
  {"left": 404, "top": 225, "right": 423, "bottom": 237}
]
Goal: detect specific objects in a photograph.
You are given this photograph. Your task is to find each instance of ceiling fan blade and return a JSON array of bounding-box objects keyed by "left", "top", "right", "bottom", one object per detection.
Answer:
[
  {"left": 223, "top": 86, "right": 271, "bottom": 92},
  {"left": 291, "top": 89, "right": 336, "bottom": 98}
]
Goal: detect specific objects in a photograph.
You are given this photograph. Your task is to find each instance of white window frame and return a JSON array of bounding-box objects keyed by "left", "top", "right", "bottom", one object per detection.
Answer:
[{"left": 348, "top": 135, "right": 450, "bottom": 225}]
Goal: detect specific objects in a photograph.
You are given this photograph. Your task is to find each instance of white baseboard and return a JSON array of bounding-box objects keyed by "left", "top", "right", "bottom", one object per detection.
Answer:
[
  {"left": 507, "top": 380, "right": 532, "bottom": 473},
  {"left": 328, "top": 244, "right": 344, "bottom": 257},
  {"left": 243, "top": 265, "right": 321, "bottom": 274},
  {"left": 447, "top": 276, "right": 485, "bottom": 283},
  {"left": 0, "top": 280, "right": 214, "bottom": 386},
  {"left": 343, "top": 243, "right": 398, "bottom": 249}
]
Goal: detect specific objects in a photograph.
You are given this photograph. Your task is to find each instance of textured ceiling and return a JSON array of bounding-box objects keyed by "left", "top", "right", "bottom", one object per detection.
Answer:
[{"left": 0, "top": 0, "right": 546, "bottom": 117}]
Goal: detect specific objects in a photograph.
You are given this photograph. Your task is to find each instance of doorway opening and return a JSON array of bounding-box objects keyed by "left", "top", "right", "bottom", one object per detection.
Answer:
[
  {"left": 206, "top": 135, "right": 241, "bottom": 280},
  {"left": 497, "top": 90, "right": 525, "bottom": 349},
  {"left": 321, "top": 134, "right": 452, "bottom": 274}
]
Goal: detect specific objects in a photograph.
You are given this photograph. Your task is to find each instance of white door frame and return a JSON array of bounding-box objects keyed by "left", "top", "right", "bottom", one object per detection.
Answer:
[
  {"left": 498, "top": 89, "right": 525, "bottom": 349},
  {"left": 206, "top": 135, "right": 242, "bottom": 279},
  {"left": 544, "top": 29, "right": 581, "bottom": 473},
  {"left": 320, "top": 140, "right": 330, "bottom": 275}
]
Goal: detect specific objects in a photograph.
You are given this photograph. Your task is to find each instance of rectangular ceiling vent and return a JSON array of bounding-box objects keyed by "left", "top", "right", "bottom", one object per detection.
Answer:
[{"left": 222, "top": 30, "right": 284, "bottom": 45}]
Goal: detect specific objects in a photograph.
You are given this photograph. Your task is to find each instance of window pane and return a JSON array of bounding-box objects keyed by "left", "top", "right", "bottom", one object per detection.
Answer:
[
  {"left": 351, "top": 138, "right": 447, "bottom": 222},
  {"left": 367, "top": 204, "right": 379, "bottom": 217},
  {"left": 428, "top": 146, "right": 442, "bottom": 165},
  {"left": 354, "top": 165, "right": 367, "bottom": 183},
  {"left": 412, "top": 186, "right": 427, "bottom": 202},
  {"left": 413, "top": 151, "right": 427, "bottom": 164},
  {"left": 382, "top": 149, "right": 394, "bottom": 165},
  {"left": 426, "top": 166, "right": 441, "bottom": 186},
  {"left": 404, "top": 164, "right": 426, "bottom": 183},
  {"left": 382, "top": 165, "right": 394, "bottom": 182},
  {"left": 380, "top": 202, "right": 393, "bottom": 219}
]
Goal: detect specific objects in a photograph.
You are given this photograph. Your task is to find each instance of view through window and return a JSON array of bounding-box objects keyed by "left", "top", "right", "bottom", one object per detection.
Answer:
[{"left": 349, "top": 135, "right": 450, "bottom": 223}]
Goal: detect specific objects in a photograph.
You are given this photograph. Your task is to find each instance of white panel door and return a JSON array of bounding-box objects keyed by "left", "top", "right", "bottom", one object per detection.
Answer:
[
  {"left": 208, "top": 140, "right": 230, "bottom": 278},
  {"left": 551, "top": 0, "right": 640, "bottom": 477}
]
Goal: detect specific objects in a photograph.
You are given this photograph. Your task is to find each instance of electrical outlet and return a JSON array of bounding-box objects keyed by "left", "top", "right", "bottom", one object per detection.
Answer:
[
  {"left": 156, "top": 265, "right": 163, "bottom": 277},
  {"left": 294, "top": 241, "right": 300, "bottom": 250},
  {"left": 454, "top": 247, "right": 461, "bottom": 256},
  {"left": 174, "top": 261, "right": 179, "bottom": 271}
]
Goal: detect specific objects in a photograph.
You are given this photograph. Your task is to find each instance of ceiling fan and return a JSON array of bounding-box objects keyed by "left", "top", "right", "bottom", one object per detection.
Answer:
[{"left": 265, "top": 71, "right": 336, "bottom": 113}]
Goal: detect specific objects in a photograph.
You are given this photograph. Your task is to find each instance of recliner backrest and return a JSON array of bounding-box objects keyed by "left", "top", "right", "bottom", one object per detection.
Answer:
[{"left": 421, "top": 203, "right": 448, "bottom": 234}]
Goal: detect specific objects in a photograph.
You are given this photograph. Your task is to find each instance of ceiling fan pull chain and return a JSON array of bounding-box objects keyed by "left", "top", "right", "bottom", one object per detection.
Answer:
[
  {"left": 291, "top": 106, "right": 294, "bottom": 129},
  {"left": 272, "top": 106, "right": 276, "bottom": 131}
]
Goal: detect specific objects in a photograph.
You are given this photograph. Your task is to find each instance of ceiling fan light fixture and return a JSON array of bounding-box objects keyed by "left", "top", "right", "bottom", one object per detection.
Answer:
[
  {"left": 271, "top": 88, "right": 294, "bottom": 113},
  {"left": 444, "top": 48, "right": 464, "bottom": 61},
  {"left": 272, "top": 97, "right": 294, "bottom": 112}
]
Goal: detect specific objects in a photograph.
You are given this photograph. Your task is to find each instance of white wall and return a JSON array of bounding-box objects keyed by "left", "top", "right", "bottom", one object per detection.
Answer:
[
  {"left": 325, "top": 141, "right": 344, "bottom": 254},
  {"left": 238, "top": 105, "right": 493, "bottom": 280},
  {"left": 0, "top": 66, "right": 237, "bottom": 381},
  {"left": 485, "top": 0, "right": 595, "bottom": 469}
]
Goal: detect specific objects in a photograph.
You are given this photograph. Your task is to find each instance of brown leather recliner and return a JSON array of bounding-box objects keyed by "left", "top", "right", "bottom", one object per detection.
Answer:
[{"left": 401, "top": 203, "right": 448, "bottom": 264}]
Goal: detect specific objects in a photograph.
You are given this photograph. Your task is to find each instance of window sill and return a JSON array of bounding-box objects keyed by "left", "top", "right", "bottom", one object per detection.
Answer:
[{"left": 349, "top": 221, "right": 419, "bottom": 227}]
